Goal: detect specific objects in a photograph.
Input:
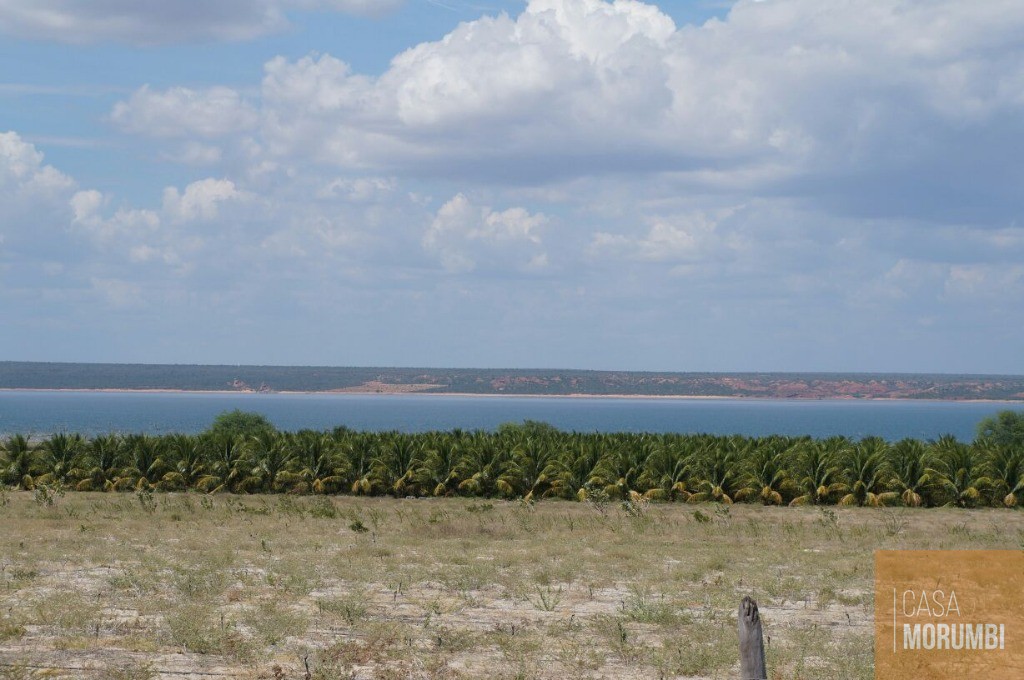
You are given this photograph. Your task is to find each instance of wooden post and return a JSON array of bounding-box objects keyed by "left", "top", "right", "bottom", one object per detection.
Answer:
[{"left": 738, "top": 596, "right": 767, "bottom": 680}]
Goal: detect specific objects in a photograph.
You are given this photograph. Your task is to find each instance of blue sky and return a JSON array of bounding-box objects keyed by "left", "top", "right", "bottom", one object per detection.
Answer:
[{"left": 1, "top": 0, "right": 1022, "bottom": 373}]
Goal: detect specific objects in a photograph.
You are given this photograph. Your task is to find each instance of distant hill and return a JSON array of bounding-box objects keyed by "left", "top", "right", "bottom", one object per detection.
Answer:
[{"left": 1, "top": 362, "right": 1023, "bottom": 400}]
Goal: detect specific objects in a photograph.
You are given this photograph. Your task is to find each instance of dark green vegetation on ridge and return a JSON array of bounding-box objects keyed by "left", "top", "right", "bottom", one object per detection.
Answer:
[
  {"left": 2, "top": 361, "right": 1024, "bottom": 399},
  {"left": 3, "top": 411, "right": 1023, "bottom": 508}
]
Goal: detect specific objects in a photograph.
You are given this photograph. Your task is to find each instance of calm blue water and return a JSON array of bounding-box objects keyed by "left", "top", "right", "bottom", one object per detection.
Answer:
[{"left": 0, "top": 390, "right": 1020, "bottom": 441}]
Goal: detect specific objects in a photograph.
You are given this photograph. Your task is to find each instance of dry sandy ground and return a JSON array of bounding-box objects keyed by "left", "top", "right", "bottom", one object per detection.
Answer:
[{"left": 1, "top": 492, "right": 1020, "bottom": 679}]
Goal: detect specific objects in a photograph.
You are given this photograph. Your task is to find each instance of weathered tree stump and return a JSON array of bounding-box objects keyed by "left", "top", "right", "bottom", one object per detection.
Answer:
[{"left": 738, "top": 596, "right": 767, "bottom": 680}]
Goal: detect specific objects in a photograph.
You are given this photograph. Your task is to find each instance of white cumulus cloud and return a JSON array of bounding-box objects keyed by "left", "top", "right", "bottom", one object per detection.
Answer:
[
  {"left": 589, "top": 211, "right": 736, "bottom": 264},
  {"left": 423, "top": 193, "right": 548, "bottom": 273},
  {"left": 0, "top": 132, "right": 77, "bottom": 256},
  {"left": 0, "top": 131, "right": 75, "bottom": 198},
  {"left": 107, "top": 0, "right": 1024, "bottom": 225},
  {"left": 111, "top": 86, "right": 259, "bottom": 139},
  {"left": 163, "top": 178, "right": 250, "bottom": 222}
]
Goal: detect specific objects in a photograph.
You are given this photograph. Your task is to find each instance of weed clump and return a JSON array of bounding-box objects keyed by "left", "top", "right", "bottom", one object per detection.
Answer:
[{"left": 309, "top": 497, "right": 337, "bottom": 518}]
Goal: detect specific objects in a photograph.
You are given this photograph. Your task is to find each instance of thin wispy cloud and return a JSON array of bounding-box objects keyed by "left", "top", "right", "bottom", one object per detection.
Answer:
[
  {"left": 0, "top": 0, "right": 405, "bottom": 44},
  {"left": 0, "top": 83, "right": 129, "bottom": 97}
]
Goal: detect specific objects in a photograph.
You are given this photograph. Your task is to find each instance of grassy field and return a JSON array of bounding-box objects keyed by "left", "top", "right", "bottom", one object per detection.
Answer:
[{"left": 0, "top": 491, "right": 1021, "bottom": 679}]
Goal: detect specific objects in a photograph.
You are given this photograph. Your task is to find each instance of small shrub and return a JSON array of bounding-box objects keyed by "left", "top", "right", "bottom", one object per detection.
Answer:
[
  {"left": 173, "top": 565, "right": 228, "bottom": 599},
  {"left": 136, "top": 489, "right": 156, "bottom": 514},
  {"left": 318, "top": 595, "right": 367, "bottom": 625},
  {"left": 242, "top": 601, "right": 308, "bottom": 646},
  {"left": 309, "top": 497, "right": 338, "bottom": 519},
  {"left": 0, "top": 659, "right": 33, "bottom": 680},
  {"left": 165, "top": 605, "right": 254, "bottom": 660},
  {"left": 0, "top": 622, "right": 26, "bottom": 641},
  {"left": 655, "top": 622, "right": 736, "bottom": 676},
  {"left": 881, "top": 509, "right": 909, "bottom": 538},
  {"left": 104, "top": 661, "right": 156, "bottom": 680},
  {"left": 529, "top": 585, "right": 562, "bottom": 612},
  {"left": 818, "top": 507, "right": 841, "bottom": 537},
  {"left": 585, "top": 487, "right": 612, "bottom": 517},
  {"left": 621, "top": 496, "right": 649, "bottom": 518},
  {"left": 31, "top": 592, "right": 95, "bottom": 633},
  {"left": 33, "top": 484, "right": 64, "bottom": 507},
  {"left": 108, "top": 568, "right": 154, "bottom": 596},
  {"left": 432, "top": 625, "right": 474, "bottom": 652},
  {"left": 275, "top": 496, "right": 306, "bottom": 518},
  {"left": 623, "top": 585, "right": 687, "bottom": 625},
  {"left": 5, "top": 566, "right": 39, "bottom": 586}
]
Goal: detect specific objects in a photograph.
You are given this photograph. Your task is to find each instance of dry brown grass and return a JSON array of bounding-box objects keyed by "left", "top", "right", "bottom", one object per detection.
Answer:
[{"left": 0, "top": 492, "right": 1021, "bottom": 679}]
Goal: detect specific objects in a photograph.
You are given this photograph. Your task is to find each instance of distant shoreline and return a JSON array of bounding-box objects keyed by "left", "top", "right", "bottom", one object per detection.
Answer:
[
  {"left": 0, "top": 387, "right": 1021, "bottom": 404},
  {"left": 3, "top": 362, "right": 1022, "bottom": 402}
]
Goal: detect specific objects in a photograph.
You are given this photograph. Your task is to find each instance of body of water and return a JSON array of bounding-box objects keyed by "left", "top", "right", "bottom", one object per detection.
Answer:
[{"left": 1, "top": 390, "right": 1021, "bottom": 441}]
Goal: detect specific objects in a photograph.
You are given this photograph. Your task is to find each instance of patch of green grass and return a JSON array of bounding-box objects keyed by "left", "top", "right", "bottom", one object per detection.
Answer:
[
  {"left": 622, "top": 585, "right": 688, "bottom": 625},
  {"left": 241, "top": 600, "right": 309, "bottom": 646},
  {"left": 0, "top": 621, "right": 27, "bottom": 641},
  {"left": 103, "top": 660, "right": 157, "bottom": 680},
  {"left": 318, "top": 593, "right": 368, "bottom": 625},
  {"left": 165, "top": 604, "right": 255, "bottom": 660}
]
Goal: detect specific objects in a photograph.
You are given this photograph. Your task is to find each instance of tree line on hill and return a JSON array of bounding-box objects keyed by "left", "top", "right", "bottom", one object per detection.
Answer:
[{"left": 2, "top": 410, "right": 1024, "bottom": 508}]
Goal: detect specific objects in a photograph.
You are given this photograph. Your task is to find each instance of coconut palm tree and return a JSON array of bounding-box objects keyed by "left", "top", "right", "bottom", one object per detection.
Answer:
[
  {"left": 838, "top": 437, "right": 896, "bottom": 506},
  {"left": 736, "top": 437, "right": 796, "bottom": 505},
  {"left": 887, "top": 438, "right": 931, "bottom": 507},
  {"left": 195, "top": 433, "right": 244, "bottom": 493},
  {"left": 455, "top": 434, "right": 508, "bottom": 497},
  {"left": 687, "top": 436, "right": 749, "bottom": 504},
  {"left": 1, "top": 434, "right": 37, "bottom": 489},
  {"left": 498, "top": 435, "right": 558, "bottom": 500},
  {"left": 789, "top": 438, "right": 847, "bottom": 506},
  {"left": 158, "top": 434, "right": 207, "bottom": 491},
  {"left": 77, "top": 433, "right": 125, "bottom": 492},
  {"left": 416, "top": 433, "right": 464, "bottom": 497},
  {"left": 636, "top": 436, "right": 694, "bottom": 501},
  {"left": 282, "top": 430, "right": 348, "bottom": 494},
  {"left": 238, "top": 431, "right": 294, "bottom": 492},
  {"left": 927, "top": 435, "right": 985, "bottom": 507},
  {"left": 347, "top": 434, "right": 377, "bottom": 495},
  {"left": 590, "top": 435, "right": 655, "bottom": 499},
  {"left": 370, "top": 433, "right": 423, "bottom": 496},
  {"left": 118, "top": 434, "right": 170, "bottom": 490},
  {"left": 35, "top": 432, "right": 86, "bottom": 486},
  {"left": 547, "top": 436, "right": 605, "bottom": 501},
  {"left": 976, "top": 440, "right": 1024, "bottom": 507}
]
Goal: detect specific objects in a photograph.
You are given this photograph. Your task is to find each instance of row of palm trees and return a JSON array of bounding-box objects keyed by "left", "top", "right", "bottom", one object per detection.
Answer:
[{"left": 2, "top": 422, "right": 1022, "bottom": 507}]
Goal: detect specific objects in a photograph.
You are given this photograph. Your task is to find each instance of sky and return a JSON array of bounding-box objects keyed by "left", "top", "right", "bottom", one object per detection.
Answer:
[{"left": 0, "top": 0, "right": 1022, "bottom": 374}]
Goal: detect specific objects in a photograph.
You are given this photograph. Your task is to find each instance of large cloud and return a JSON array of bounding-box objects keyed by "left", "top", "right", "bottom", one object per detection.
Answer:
[
  {"left": 9, "top": 0, "right": 1024, "bottom": 369},
  {"left": 109, "top": 0, "right": 1024, "bottom": 221},
  {"left": 0, "top": 133, "right": 434, "bottom": 295},
  {"left": 0, "top": 132, "right": 76, "bottom": 256},
  {"left": 251, "top": 0, "right": 684, "bottom": 177},
  {"left": 3, "top": 121, "right": 1023, "bottom": 369},
  {"left": 0, "top": 0, "right": 403, "bottom": 45}
]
